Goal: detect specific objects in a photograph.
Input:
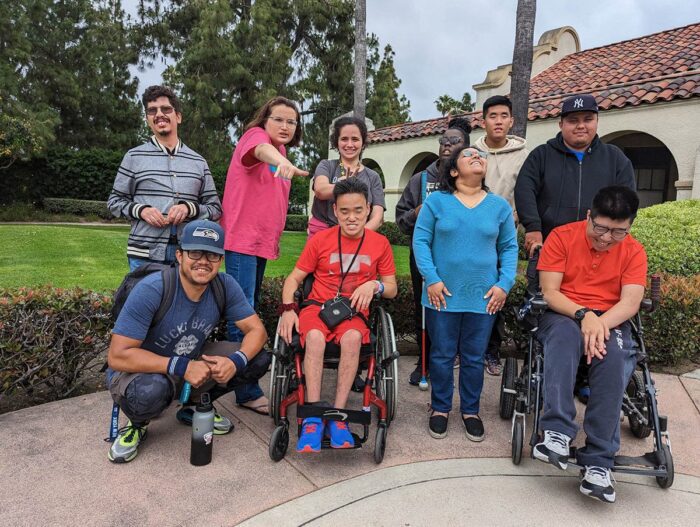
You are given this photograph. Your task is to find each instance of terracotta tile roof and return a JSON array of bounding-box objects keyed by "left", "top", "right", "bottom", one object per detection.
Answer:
[{"left": 368, "top": 22, "right": 700, "bottom": 144}]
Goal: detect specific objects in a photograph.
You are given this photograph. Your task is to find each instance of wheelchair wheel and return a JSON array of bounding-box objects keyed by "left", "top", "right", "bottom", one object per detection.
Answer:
[
  {"left": 499, "top": 357, "right": 518, "bottom": 419},
  {"left": 656, "top": 443, "right": 674, "bottom": 489},
  {"left": 511, "top": 416, "right": 524, "bottom": 465},
  {"left": 269, "top": 337, "right": 292, "bottom": 426},
  {"left": 374, "top": 308, "right": 398, "bottom": 424},
  {"left": 626, "top": 371, "right": 651, "bottom": 439},
  {"left": 269, "top": 424, "right": 289, "bottom": 462},
  {"left": 374, "top": 425, "right": 387, "bottom": 464}
]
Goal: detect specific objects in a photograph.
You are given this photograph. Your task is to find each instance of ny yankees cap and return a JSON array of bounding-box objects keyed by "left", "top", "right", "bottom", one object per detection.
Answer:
[
  {"left": 561, "top": 94, "right": 598, "bottom": 116},
  {"left": 180, "top": 220, "right": 225, "bottom": 255}
]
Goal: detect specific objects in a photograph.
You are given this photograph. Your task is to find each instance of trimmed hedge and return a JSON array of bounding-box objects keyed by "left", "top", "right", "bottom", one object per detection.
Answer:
[
  {"left": 43, "top": 198, "right": 113, "bottom": 220},
  {"left": 285, "top": 214, "right": 308, "bottom": 232},
  {"left": 377, "top": 221, "right": 410, "bottom": 246},
  {"left": 2, "top": 271, "right": 697, "bottom": 409}
]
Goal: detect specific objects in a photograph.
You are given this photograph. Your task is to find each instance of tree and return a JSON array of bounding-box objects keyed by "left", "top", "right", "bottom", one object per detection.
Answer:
[
  {"left": 510, "top": 0, "right": 536, "bottom": 138},
  {"left": 434, "top": 92, "right": 475, "bottom": 116},
  {"left": 366, "top": 44, "right": 411, "bottom": 128},
  {"left": 353, "top": 0, "right": 367, "bottom": 120}
]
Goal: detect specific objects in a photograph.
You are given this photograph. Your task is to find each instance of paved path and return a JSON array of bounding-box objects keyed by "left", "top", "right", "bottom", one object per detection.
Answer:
[{"left": 1, "top": 358, "right": 699, "bottom": 526}]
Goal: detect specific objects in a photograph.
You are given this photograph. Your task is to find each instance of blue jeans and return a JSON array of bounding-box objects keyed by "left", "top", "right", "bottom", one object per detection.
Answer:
[
  {"left": 224, "top": 250, "right": 268, "bottom": 404},
  {"left": 426, "top": 309, "right": 495, "bottom": 414},
  {"left": 538, "top": 312, "right": 637, "bottom": 468},
  {"left": 127, "top": 242, "right": 178, "bottom": 272}
]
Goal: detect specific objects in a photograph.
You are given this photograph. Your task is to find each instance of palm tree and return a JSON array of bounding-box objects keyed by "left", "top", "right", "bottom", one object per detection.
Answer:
[
  {"left": 510, "top": 0, "right": 536, "bottom": 138},
  {"left": 353, "top": 0, "right": 367, "bottom": 120}
]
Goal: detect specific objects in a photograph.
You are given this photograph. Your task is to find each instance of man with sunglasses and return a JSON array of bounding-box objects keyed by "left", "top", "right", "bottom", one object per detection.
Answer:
[
  {"left": 108, "top": 85, "right": 221, "bottom": 272},
  {"left": 106, "top": 220, "right": 268, "bottom": 463},
  {"left": 395, "top": 117, "right": 472, "bottom": 386},
  {"left": 533, "top": 186, "right": 647, "bottom": 503}
]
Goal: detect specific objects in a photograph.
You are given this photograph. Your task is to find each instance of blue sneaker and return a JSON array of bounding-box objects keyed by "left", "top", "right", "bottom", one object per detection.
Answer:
[
  {"left": 327, "top": 420, "right": 355, "bottom": 449},
  {"left": 576, "top": 386, "right": 591, "bottom": 404},
  {"left": 297, "top": 417, "right": 323, "bottom": 453}
]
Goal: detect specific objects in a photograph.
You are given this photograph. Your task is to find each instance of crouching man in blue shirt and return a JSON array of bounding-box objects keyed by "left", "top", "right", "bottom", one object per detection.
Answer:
[{"left": 106, "top": 220, "right": 268, "bottom": 463}]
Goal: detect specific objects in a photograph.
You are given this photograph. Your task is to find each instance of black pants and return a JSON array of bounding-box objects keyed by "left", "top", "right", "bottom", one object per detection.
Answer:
[
  {"left": 485, "top": 311, "right": 505, "bottom": 362},
  {"left": 410, "top": 250, "right": 431, "bottom": 369}
]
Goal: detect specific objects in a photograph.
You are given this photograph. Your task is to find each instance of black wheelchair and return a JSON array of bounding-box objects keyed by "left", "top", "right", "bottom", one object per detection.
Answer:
[
  {"left": 268, "top": 277, "right": 399, "bottom": 464},
  {"left": 499, "top": 250, "right": 674, "bottom": 488}
]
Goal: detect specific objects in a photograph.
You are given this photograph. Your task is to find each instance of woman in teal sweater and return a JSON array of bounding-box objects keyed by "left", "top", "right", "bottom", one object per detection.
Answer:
[{"left": 413, "top": 146, "right": 518, "bottom": 442}]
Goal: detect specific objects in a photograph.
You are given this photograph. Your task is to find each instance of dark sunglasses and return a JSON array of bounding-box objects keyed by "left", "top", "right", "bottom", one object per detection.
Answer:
[
  {"left": 438, "top": 136, "right": 464, "bottom": 146},
  {"left": 145, "top": 105, "right": 175, "bottom": 116},
  {"left": 461, "top": 148, "right": 488, "bottom": 159},
  {"left": 185, "top": 250, "right": 223, "bottom": 263}
]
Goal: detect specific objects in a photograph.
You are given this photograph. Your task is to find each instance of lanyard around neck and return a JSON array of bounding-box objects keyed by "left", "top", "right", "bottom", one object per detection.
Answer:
[{"left": 336, "top": 228, "right": 365, "bottom": 296}]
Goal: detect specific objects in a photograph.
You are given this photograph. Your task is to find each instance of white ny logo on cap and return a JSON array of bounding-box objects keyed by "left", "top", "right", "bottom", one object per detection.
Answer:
[{"left": 573, "top": 98, "right": 584, "bottom": 109}]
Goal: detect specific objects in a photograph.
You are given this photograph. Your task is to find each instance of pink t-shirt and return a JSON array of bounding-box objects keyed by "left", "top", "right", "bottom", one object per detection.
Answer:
[{"left": 220, "top": 127, "right": 290, "bottom": 259}]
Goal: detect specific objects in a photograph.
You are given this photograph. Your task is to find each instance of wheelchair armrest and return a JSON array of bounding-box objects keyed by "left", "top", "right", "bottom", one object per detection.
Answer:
[
  {"left": 530, "top": 293, "right": 548, "bottom": 315},
  {"left": 640, "top": 298, "right": 654, "bottom": 313}
]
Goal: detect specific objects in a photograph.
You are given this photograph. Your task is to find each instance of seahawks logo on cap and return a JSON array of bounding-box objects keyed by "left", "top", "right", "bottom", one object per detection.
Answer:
[{"left": 192, "top": 227, "right": 219, "bottom": 241}]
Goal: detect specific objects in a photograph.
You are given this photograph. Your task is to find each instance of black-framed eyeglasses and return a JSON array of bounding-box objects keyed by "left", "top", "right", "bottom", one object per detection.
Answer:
[
  {"left": 185, "top": 250, "right": 223, "bottom": 263},
  {"left": 145, "top": 105, "right": 175, "bottom": 116},
  {"left": 589, "top": 218, "right": 629, "bottom": 240},
  {"left": 438, "top": 136, "right": 464, "bottom": 146},
  {"left": 268, "top": 116, "right": 298, "bottom": 128},
  {"left": 461, "top": 148, "right": 488, "bottom": 159}
]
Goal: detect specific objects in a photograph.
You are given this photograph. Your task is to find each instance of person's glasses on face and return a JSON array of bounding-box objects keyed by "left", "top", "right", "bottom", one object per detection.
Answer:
[
  {"left": 461, "top": 148, "right": 488, "bottom": 159},
  {"left": 146, "top": 105, "right": 175, "bottom": 117},
  {"left": 268, "top": 116, "right": 298, "bottom": 128},
  {"left": 185, "top": 250, "right": 223, "bottom": 263},
  {"left": 589, "top": 218, "right": 629, "bottom": 240},
  {"left": 438, "top": 136, "right": 463, "bottom": 146}
]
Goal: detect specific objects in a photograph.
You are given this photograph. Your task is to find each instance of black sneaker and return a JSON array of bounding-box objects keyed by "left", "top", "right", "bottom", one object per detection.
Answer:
[
  {"left": 534, "top": 430, "right": 571, "bottom": 470},
  {"left": 351, "top": 374, "right": 365, "bottom": 393},
  {"left": 580, "top": 466, "right": 616, "bottom": 503},
  {"left": 463, "top": 416, "right": 484, "bottom": 442},
  {"left": 429, "top": 411, "right": 448, "bottom": 439},
  {"left": 409, "top": 365, "right": 428, "bottom": 386}
]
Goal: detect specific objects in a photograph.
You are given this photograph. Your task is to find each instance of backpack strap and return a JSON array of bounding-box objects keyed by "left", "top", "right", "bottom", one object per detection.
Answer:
[
  {"left": 420, "top": 170, "right": 428, "bottom": 203},
  {"left": 152, "top": 265, "right": 178, "bottom": 327},
  {"left": 210, "top": 273, "right": 226, "bottom": 318}
]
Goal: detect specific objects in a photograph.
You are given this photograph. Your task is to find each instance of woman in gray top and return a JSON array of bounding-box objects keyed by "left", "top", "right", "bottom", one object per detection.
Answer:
[{"left": 308, "top": 116, "right": 385, "bottom": 237}]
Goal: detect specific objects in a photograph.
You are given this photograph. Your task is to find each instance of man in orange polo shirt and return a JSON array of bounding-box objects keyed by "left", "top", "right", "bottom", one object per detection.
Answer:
[{"left": 533, "top": 186, "right": 647, "bottom": 503}]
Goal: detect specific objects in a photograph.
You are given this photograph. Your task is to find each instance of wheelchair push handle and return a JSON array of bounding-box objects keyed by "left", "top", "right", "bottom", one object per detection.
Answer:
[{"left": 650, "top": 274, "right": 661, "bottom": 305}]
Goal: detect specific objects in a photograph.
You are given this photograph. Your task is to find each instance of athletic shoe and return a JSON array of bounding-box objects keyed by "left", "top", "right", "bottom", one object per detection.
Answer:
[
  {"left": 327, "top": 420, "right": 355, "bottom": 449},
  {"left": 576, "top": 385, "right": 591, "bottom": 404},
  {"left": 176, "top": 407, "right": 233, "bottom": 435},
  {"left": 409, "top": 365, "right": 428, "bottom": 386},
  {"left": 296, "top": 417, "right": 324, "bottom": 453},
  {"left": 429, "top": 411, "right": 448, "bottom": 439},
  {"left": 463, "top": 416, "right": 485, "bottom": 442},
  {"left": 108, "top": 421, "right": 148, "bottom": 463},
  {"left": 485, "top": 357, "right": 502, "bottom": 376},
  {"left": 351, "top": 374, "right": 366, "bottom": 393},
  {"left": 454, "top": 356, "right": 460, "bottom": 369},
  {"left": 534, "top": 430, "right": 571, "bottom": 470},
  {"left": 580, "top": 466, "right": 616, "bottom": 503}
]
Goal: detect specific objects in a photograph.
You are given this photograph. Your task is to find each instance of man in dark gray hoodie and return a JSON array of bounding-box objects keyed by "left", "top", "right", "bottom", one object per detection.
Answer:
[{"left": 395, "top": 117, "right": 471, "bottom": 386}]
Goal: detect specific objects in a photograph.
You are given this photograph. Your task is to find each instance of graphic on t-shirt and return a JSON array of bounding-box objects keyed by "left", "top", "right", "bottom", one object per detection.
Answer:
[
  {"left": 173, "top": 334, "right": 199, "bottom": 356},
  {"left": 329, "top": 252, "right": 372, "bottom": 274},
  {"left": 425, "top": 182, "right": 439, "bottom": 196}
]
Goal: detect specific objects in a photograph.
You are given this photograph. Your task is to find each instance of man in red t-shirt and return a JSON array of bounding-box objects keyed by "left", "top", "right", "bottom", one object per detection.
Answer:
[
  {"left": 279, "top": 178, "right": 397, "bottom": 453},
  {"left": 533, "top": 186, "right": 647, "bottom": 504}
]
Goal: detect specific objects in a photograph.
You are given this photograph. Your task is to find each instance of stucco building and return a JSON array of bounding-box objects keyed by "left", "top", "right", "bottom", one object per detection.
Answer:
[{"left": 360, "top": 23, "right": 700, "bottom": 221}]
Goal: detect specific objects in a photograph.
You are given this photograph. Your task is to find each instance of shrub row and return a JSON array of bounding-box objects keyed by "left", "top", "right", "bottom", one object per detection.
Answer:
[
  {"left": 2, "top": 272, "right": 697, "bottom": 409},
  {"left": 43, "top": 198, "right": 113, "bottom": 220},
  {"left": 284, "top": 214, "right": 308, "bottom": 232}
]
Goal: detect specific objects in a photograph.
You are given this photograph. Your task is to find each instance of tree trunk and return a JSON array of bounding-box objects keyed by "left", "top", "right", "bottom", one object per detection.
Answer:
[
  {"left": 353, "top": 0, "right": 367, "bottom": 120},
  {"left": 510, "top": 0, "right": 536, "bottom": 138}
]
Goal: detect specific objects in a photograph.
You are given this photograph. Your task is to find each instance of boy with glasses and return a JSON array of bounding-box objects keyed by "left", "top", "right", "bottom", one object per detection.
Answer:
[
  {"left": 533, "top": 186, "right": 647, "bottom": 503},
  {"left": 106, "top": 220, "right": 269, "bottom": 463},
  {"left": 108, "top": 85, "right": 221, "bottom": 272}
]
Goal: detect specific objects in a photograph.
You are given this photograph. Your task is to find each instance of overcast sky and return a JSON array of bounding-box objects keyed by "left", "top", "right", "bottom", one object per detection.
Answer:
[{"left": 126, "top": 0, "right": 699, "bottom": 121}]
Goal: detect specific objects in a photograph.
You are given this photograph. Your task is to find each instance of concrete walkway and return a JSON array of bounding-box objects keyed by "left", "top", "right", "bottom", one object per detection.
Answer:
[{"left": 1, "top": 358, "right": 699, "bottom": 526}]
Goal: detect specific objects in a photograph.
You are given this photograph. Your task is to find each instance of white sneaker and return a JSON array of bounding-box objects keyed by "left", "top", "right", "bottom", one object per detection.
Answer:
[
  {"left": 580, "top": 465, "right": 616, "bottom": 503},
  {"left": 533, "top": 430, "right": 571, "bottom": 470}
]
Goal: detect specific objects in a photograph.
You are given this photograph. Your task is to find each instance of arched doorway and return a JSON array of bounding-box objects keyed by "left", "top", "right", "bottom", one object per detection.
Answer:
[
  {"left": 363, "top": 158, "right": 385, "bottom": 187},
  {"left": 603, "top": 131, "right": 678, "bottom": 207},
  {"left": 399, "top": 152, "right": 439, "bottom": 189}
]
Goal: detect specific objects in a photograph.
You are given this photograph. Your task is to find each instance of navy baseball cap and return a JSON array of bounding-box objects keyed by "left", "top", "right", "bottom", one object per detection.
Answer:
[
  {"left": 180, "top": 220, "right": 225, "bottom": 255},
  {"left": 561, "top": 94, "right": 598, "bottom": 116}
]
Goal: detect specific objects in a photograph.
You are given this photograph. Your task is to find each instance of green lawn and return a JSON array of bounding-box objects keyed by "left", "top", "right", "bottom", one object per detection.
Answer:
[{"left": 1, "top": 225, "right": 410, "bottom": 292}]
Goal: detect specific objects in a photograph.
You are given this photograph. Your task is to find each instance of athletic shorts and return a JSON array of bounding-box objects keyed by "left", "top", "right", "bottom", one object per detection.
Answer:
[{"left": 298, "top": 304, "right": 371, "bottom": 348}]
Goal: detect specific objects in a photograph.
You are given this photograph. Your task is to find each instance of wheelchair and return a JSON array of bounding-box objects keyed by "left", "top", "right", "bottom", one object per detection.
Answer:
[
  {"left": 499, "top": 249, "right": 674, "bottom": 489},
  {"left": 268, "top": 276, "right": 399, "bottom": 464}
]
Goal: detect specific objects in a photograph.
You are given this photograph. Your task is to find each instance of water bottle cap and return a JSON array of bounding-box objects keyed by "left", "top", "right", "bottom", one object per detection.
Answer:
[{"left": 196, "top": 392, "right": 213, "bottom": 412}]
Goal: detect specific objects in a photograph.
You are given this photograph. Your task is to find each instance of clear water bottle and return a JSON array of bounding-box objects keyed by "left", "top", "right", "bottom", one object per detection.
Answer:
[{"left": 190, "top": 392, "right": 214, "bottom": 466}]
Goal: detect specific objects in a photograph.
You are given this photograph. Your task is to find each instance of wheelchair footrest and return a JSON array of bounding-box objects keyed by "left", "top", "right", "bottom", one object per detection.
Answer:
[
  {"left": 297, "top": 404, "right": 372, "bottom": 425},
  {"left": 320, "top": 433, "right": 363, "bottom": 450},
  {"left": 614, "top": 452, "right": 659, "bottom": 468}
]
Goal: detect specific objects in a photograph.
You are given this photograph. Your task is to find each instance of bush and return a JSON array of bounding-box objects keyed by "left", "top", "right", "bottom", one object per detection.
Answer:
[
  {"left": 631, "top": 200, "right": 700, "bottom": 276},
  {"left": 377, "top": 221, "right": 410, "bottom": 246},
  {"left": 285, "top": 214, "right": 308, "bottom": 232},
  {"left": 43, "top": 198, "right": 113, "bottom": 220},
  {"left": 0, "top": 287, "right": 112, "bottom": 408}
]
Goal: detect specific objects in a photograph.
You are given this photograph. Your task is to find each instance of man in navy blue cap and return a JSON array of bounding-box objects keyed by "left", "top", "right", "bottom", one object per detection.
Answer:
[
  {"left": 514, "top": 93, "right": 636, "bottom": 402},
  {"left": 106, "top": 220, "right": 269, "bottom": 463}
]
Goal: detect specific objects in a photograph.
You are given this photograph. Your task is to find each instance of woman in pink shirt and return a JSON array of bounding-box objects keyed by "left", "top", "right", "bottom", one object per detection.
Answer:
[{"left": 220, "top": 96, "right": 308, "bottom": 413}]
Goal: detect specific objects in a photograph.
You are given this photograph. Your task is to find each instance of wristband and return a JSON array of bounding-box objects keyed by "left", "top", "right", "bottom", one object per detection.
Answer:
[
  {"left": 228, "top": 350, "right": 249, "bottom": 372},
  {"left": 374, "top": 280, "right": 385, "bottom": 295},
  {"left": 168, "top": 356, "right": 190, "bottom": 378}
]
